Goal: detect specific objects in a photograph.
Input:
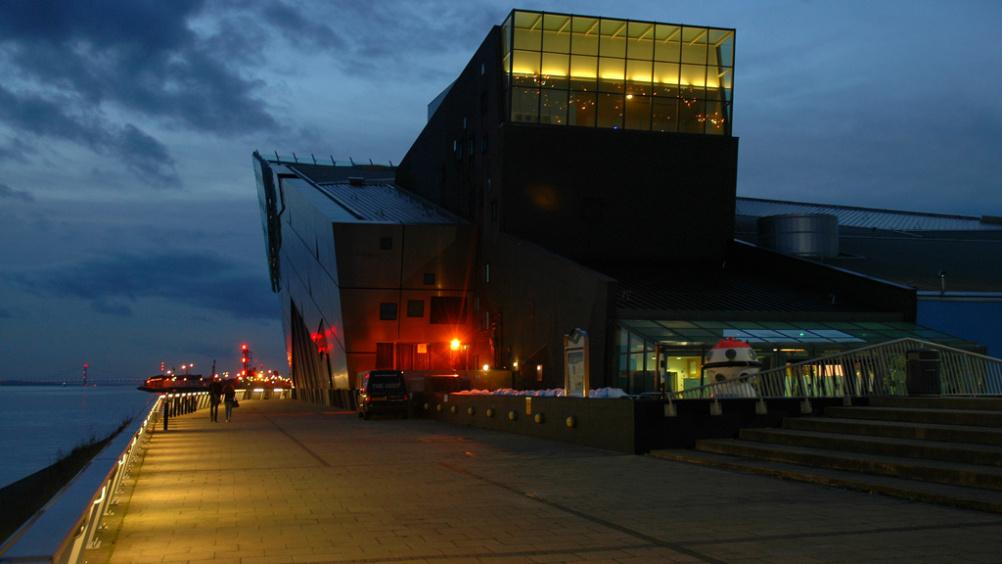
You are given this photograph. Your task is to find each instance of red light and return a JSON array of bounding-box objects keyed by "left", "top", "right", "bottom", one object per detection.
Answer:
[{"left": 241, "top": 344, "right": 248, "bottom": 350}]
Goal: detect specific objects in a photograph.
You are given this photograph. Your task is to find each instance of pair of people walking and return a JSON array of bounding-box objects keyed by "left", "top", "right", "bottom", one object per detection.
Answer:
[{"left": 208, "top": 379, "right": 238, "bottom": 422}]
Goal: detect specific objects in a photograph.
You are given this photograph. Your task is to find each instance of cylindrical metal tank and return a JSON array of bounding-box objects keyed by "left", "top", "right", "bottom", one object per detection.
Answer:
[{"left": 757, "top": 214, "right": 839, "bottom": 258}]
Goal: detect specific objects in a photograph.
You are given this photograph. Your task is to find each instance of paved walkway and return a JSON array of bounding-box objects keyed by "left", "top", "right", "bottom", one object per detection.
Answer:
[{"left": 101, "top": 398, "right": 1002, "bottom": 563}]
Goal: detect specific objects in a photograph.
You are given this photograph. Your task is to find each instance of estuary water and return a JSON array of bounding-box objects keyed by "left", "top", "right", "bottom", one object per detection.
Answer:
[{"left": 0, "top": 385, "right": 155, "bottom": 489}]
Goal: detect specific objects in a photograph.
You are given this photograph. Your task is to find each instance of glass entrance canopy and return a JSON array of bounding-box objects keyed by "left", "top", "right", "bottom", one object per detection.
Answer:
[{"left": 502, "top": 10, "right": 734, "bottom": 135}]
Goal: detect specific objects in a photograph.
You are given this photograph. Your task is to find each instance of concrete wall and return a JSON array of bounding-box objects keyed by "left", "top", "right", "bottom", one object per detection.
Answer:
[
  {"left": 422, "top": 394, "right": 636, "bottom": 453},
  {"left": 418, "top": 394, "right": 849, "bottom": 454}
]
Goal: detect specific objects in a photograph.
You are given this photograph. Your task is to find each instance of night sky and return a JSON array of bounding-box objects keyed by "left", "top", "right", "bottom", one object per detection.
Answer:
[{"left": 2, "top": 1, "right": 1000, "bottom": 382}]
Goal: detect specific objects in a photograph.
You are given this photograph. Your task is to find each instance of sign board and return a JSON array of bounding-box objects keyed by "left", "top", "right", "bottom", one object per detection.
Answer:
[{"left": 564, "top": 328, "right": 589, "bottom": 397}]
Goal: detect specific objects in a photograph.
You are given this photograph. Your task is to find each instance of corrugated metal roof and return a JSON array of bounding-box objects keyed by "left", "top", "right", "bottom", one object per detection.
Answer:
[
  {"left": 314, "top": 181, "right": 464, "bottom": 225},
  {"left": 736, "top": 197, "right": 1002, "bottom": 232}
]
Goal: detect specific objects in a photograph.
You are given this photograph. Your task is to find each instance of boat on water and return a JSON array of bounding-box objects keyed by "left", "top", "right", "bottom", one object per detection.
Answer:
[
  {"left": 140, "top": 347, "right": 293, "bottom": 392},
  {"left": 138, "top": 372, "right": 293, "bottom": 392},
  {"left": 138, "top": 374, "right": 211, "bottom": 392}
]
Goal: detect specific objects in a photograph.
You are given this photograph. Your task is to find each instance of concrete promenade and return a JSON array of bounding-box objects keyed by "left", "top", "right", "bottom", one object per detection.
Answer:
[{"left": 102, "top": 398, "right": 1002, "bottom": 563}]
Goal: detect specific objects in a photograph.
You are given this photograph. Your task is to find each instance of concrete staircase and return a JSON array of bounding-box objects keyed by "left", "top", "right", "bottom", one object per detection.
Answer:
[{"left": 651, "top": 397, "right": 1002, "bottom": 513}]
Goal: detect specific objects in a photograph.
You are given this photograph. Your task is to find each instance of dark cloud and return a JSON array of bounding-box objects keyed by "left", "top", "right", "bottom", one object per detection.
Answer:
[
  {"left": 0, "top": 183, "right": 35, "bottom": 202},
  {"left": 0, "top": 87, "right": 181, "bottom": 189},
  {"left": 0, "top": 0, "right": 275, "bottom": 134},
  {"left": 16, "top": 251, "right": 277, "bottom": 320},
  {"left": 208, "top": 0, "right": 502, "bottom": 78},
  {"left": 0, "top": 0, "right": 277, "bottom": 188},
  {"left": 118, "top": 125, "right": 181, "bottom": 188}
]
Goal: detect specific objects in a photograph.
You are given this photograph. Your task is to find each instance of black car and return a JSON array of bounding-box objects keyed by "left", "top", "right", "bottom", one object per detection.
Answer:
[{"left": 356, "top": 370, "right": 409, "bottom": 419}]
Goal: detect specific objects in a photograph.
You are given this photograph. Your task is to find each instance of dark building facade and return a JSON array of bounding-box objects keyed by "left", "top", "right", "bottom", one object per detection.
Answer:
[{"left": 256, "top": 10, "right": 981, "bottom": 406}]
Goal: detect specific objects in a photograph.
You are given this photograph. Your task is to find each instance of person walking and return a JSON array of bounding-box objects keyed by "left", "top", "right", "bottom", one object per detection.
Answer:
[
  {"left": 223, "top": 381, "right": 237, "bottom": 422},
  {"left": 208, "top": 378, "right": 223, "bottom": 422}
]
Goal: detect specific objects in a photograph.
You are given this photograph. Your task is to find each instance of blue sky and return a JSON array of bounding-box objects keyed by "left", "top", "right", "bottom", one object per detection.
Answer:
[{"left": 1, "top": 0, "right": 1000, "bottom": 381}]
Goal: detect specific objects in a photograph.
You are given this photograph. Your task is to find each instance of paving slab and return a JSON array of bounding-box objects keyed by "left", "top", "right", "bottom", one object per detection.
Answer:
[{"left": 99, "top": 398, "right": 1002, "bottom": 563}]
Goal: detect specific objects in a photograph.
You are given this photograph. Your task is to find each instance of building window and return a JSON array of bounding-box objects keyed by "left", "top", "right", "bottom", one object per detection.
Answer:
[
  {"left": 484, "top": 263, "right": 491, "bottom": 283},
  {"left": 502, "top": 10, "right": 733, "bottom": 136},
  {"left": 379, "top": 303, "right": 398, "bottom": 320},
  {"left": 430, "top": 296, "right": 465, "bottom": 324},
  {"left": 380, "top": 237, "right": 392, "bottom": 250},
  {"left": 490, "top": 200, "right": 497, "bottom": 219},
  {"left": 407, "top": 300, "right": 425, "bottom": 318},
  {"left": 423, "top": 272, "right": 436, "bottom": 285}
]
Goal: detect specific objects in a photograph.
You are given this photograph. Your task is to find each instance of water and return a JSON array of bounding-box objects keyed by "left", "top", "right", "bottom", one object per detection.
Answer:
[{"left": 0, "top": 385, "right": 156, "bottom": 489}]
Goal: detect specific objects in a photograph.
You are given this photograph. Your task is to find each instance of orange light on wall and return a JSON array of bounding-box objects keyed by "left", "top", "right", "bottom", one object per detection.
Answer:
[{"left": 450, "top": 339, "right": 461, "bottom": 351}]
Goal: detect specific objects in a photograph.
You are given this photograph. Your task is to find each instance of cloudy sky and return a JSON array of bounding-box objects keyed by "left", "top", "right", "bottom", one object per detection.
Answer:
[{"left": 1, "top": 0, "right": 1000, "bottom": 382}]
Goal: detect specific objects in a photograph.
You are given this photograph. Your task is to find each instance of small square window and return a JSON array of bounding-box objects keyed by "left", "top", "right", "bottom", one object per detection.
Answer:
[
  {"left": 379, "top": 303, "right": 398, "bottom": 320},
  {"left": 423, "top": 273, "right": 436, "bottom": 285},
  {"left": 379, "top": 237, "right": 392, "bottom": 250},
  {"left": 407, "top": 300, "right": 425, "bottom": 318}
]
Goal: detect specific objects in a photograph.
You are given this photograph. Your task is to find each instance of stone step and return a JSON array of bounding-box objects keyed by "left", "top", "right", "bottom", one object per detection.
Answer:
[
  {"left": 739, "top": 427, "right": 1002, "bottom": 466},
  {"left": 870, "top": 396, "right": 1002, "bottom": 411},
  {"left": 784, "top": 416, "right": 1002, "bottom": 447},
  {"left": 649, "top": 448, "right": 1002, "bottom": 514},
  {"left": 826, "top": 406, "right": 1002, "bottom": 427},
  {"left": 692, "top": 438, "right": 1002, "bottom": 490}
]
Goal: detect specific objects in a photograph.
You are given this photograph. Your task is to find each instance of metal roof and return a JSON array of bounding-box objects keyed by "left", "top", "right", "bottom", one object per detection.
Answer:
[
  {"left": 736, "top": 197, "right": 1002, "bottom": 232},
  {"left": 313, "top": 181, "right": 465, "bottom": 225}
]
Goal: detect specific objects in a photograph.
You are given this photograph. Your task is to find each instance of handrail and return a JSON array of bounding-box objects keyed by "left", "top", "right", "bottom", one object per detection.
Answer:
[
  {"left": 0, "top": 394, "right": 164, "bottom": 562},
  {"left": 667, "top": 338, "right": 1002, "bottom": 405},
  {"left": 2, "top": 391, "right": 202, "bottom": 562},
  {"left": 1, "top": 386, "right": 289, "bottom": 562}
]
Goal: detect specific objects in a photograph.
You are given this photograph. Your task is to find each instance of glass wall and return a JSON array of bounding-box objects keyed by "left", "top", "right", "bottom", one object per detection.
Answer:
[
  {"left": 613, "top": 319, "right": 974, "bottom": 395},
  {"left": 502, "top": 10, "right": 734, "bottom": 135}
]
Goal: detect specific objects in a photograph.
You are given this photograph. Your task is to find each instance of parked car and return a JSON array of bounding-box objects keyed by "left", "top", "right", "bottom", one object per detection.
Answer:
[{"left": 356, "top": 370, "right": 409, "bottom": 420}]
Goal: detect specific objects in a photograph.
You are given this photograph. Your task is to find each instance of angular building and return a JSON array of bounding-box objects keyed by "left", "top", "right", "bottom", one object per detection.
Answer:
[{"left": 255, "top": 10, "right": 979, "bottom": 406}]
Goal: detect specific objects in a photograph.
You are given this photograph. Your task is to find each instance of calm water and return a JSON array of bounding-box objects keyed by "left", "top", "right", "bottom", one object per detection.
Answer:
[{"left": 0, "top": 385, "right": 155, "bottom": 489}]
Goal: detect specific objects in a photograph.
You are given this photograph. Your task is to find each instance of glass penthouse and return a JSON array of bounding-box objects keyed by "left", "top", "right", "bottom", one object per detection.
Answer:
[{"left": 503, "top": 11, "right": 734, "bottom": 134}]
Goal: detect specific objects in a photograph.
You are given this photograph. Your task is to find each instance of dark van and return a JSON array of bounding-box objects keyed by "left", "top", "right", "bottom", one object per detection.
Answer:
[{"left": 356, "top": 370, "right": 409, "bottom": 420}]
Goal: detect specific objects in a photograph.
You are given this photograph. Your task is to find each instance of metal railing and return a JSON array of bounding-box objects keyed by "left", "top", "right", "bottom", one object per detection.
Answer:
[
  {"left": 666, "top": 339, "right": 1002, "bottom": 411},
  {"left": 0, "top": 394, "right": 164, "bottom": 563},
  {"left": 1, "top": 387, "right": 294, "bottom": 562}
]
